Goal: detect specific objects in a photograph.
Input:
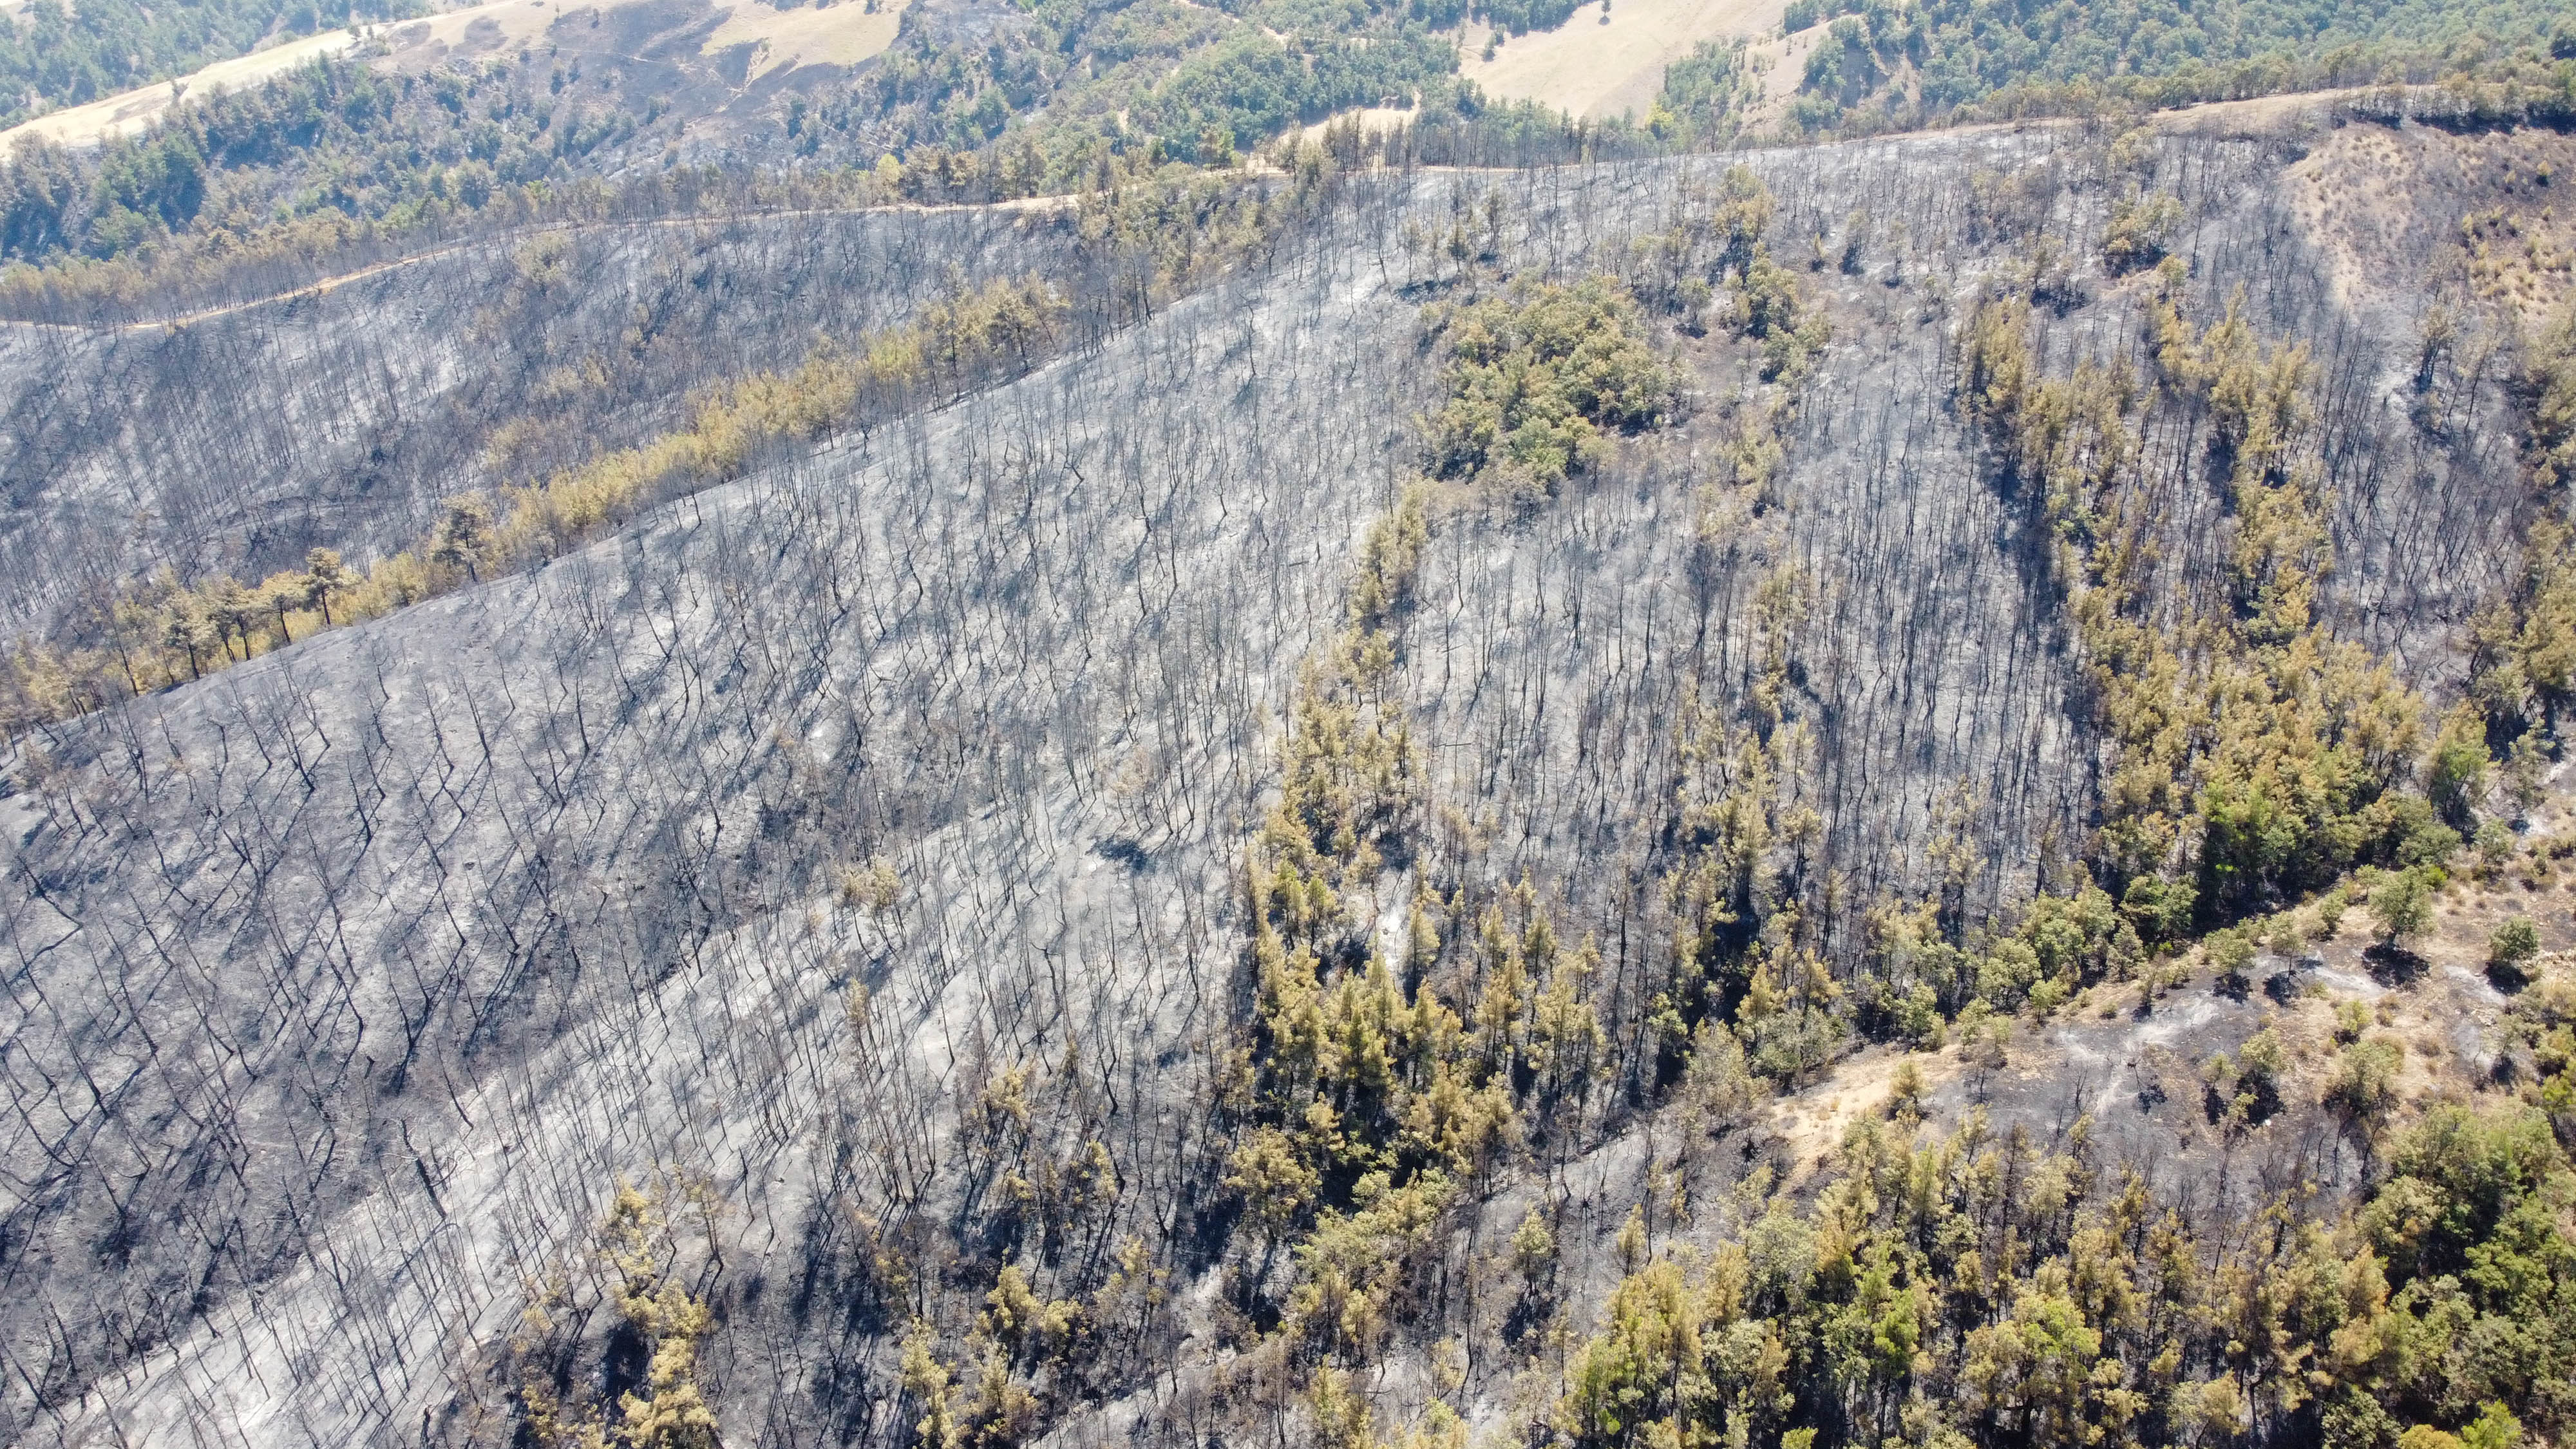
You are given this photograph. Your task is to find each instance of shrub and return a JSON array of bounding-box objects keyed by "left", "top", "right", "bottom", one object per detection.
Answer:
[
  {"left": 2463, "top": 1401, "right": 2526, "bottom": 1449},
  {"left": 2236, "top": 1025, "right": 2286, "bottom": 1096},
  {"left": 2491, "top": 916, "right": 2541, "bottom": 971},
  {"left": 2370, "top": 868, "right": 2434, "bottom": 948},
  {"left": 2101, "top": 191, "right": 2183, "bottom": 274},
  {"left": 2428, "top": 702, "right": 2492, "bottom": 828},
  {"left": 2208, "top": 928, "right": 2257, "bottom": 992},
  {"left": 2472, "top": 820, "right": 2515, "bottom": 872},
  {"left": 1888, "top": 1057, "right": 1926, "bottom": 1119},
  {"left": 2375, "top": 793, "right": 2465, "bottom": 869},
  {"left": 2312, "top": 886, "right": 2349, "bottom": 940},
  {"left": 1510, "top": 1208, "right": 1555, "bottom": 1284},
  {"left": 2327, "top": 1035, "right": 2403, "bottom": 1135}
]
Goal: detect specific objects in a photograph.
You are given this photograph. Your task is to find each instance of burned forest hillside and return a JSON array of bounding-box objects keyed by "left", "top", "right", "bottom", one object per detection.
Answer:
[
  {"left": 0, "top": 199, "right": 1118, "bottom": 636},
  {"left": 4, "top": 95, "right": 2576, "bottom": 1449}
]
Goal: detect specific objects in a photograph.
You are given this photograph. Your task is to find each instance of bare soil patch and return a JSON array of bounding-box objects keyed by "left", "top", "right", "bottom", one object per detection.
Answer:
[
  {"left": 2287, "top": 118, "right": 2576, "bottom": 324},
  {"left": 1457, "top": 0, "right": 1787, "bottom": 122},
  {"left": 0, "top": 0, "right": 906, "bottom": 153}
]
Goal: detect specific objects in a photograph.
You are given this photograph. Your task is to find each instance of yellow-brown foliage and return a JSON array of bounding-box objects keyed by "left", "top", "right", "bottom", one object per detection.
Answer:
[
  {"left": 1962, "top": 289, "right": 2439, "bottom": 928},
  {"left": 0, "top": 276, "right": 1068, "bottom": 741}
]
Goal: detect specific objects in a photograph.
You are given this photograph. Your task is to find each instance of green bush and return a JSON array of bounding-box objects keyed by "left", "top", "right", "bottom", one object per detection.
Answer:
[
  {"left": 2371, "top": 868, "right": 2435, "bottom": 947},
  {"left": 1420, "top": 276, "right": 1680, "bottom": 489},
  {"left": 2430, "top": 703, "right": 2494, "bottom": 828},
  {"left": 2314, "top": 885, "right": 2351, "bottom": 941},
  {"left": 2492, "top": 916, "right": 2541, "bottom": 970},
  {"left": 2328, "top": 1035, "right": 2404, "bottom": 1134},
  {"left": 2208, "top": 927, "right": 2258, "bottom": 981}
]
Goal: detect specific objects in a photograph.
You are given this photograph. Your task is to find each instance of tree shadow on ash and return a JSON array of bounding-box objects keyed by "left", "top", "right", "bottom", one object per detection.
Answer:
[
  {"left": 2363, "top": 942, "right": 2427, "bottom": 987},
  {"left": 1092, "top": 837, "right": 1152, "bottom": 872}
]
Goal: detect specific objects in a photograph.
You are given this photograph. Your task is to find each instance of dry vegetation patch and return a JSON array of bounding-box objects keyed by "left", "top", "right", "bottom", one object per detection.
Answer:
[
  {"left": 0, "top": 0, "right": 906, "bottom": 154},
  {"left": 2290, "top": 120, "right": 2576, "bottom": 323},
  {"left": 679, "top": 0, "right": 905, "bottom": 88},
  {"left": 0, "top": 24, "right": 362, "bottom": 147},
  {"left": 1455, "top": 0, "right": 1786, "bottom": 122},
  {"left": 1763, "top": 1043, "right": 1957, "bottom": 1180}
]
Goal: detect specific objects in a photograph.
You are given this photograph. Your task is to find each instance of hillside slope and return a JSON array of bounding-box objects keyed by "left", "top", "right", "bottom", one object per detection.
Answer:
[
  {"left": 0, "top": 200, "right": 1083, "bottom": 634},
  {"left": 1, "top": 108, "right": 2568, "bottom": 1448}
]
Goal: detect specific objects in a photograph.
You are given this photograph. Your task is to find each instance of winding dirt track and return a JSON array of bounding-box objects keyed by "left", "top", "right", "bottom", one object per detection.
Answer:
[
  {"left": 0, "top": 196, "right": 1082, "bottom": 335},
  {"left": 1, "top": 84, "right": 2387, "bottom": 337}
]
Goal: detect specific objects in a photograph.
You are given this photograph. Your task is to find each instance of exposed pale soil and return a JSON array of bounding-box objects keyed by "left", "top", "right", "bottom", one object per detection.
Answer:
[
  {"left": 1456, "top": 0, "right": 1788, "bottom": 122},
  {"left": 2289, "top": 118, "right": 2576, "bottom": 325},
  {"left": 0, "top": 25, "right": 365, "bottom": 149},
  {"left": 0, "top": 0, "right": 909, "bottom": 151}
]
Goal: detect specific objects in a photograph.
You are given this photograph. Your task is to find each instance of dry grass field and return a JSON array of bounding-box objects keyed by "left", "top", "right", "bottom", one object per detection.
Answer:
[
  {"left": 1457, "top": 0, "right": 1788, "bottom": 121},
  {"left": 0, "top": 24, "right": 364, "bottom": 147},
  {"left": 0, "top": 0, "right": 907, "bottom": 151},
  {"left": 2291, "top": 118, "right": 2576, "bottom": 323}
]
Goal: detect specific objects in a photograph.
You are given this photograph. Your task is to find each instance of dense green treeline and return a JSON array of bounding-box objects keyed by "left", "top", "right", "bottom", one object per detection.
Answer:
[
  {"left": 0, "top": 0, "right": 417, "bottom": 129},
  {"left": 15, "top": 0, "right": 2573, "bottom": 301},
  {"left": 0, "top": 0, "right": 1609, "bottom": 283},
  {"left": 1558, "top": 1095, "right": 2576, "bottom": 1449},
  {"left": 1776, "top": 0, "right": 2576, "bottom": 131},
  {"left": 0, "top": 14, "right": 1566, "bottom": 290},
  {"left": 6, "top": 0, "right": 2576, "bottom": 299},
  {"left": 1906, "top": 0, "right": 2572, "bottom": 105},
  {"left": 824, "top": 0, "right": 1477, "bottom": 168},
  {"left": 1, "top": 54, "right": 642, "bottom": 269}
]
